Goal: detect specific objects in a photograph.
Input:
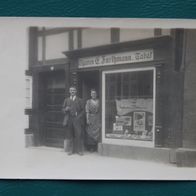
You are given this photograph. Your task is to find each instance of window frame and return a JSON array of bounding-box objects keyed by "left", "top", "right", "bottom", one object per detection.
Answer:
[{"left": 102, "top": 66, "right": 156, "bottom": 147}]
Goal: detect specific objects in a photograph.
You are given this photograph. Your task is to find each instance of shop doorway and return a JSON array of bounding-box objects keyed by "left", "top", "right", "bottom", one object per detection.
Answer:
[
  {"left": 78, "top": 70, "right": 100, "bottom": 151},
  {"left": 39, "top": 70, "right": 66, "bottom": 148},
  {"left": 78, "top": 70, "right": 100, "bottom": 102}
]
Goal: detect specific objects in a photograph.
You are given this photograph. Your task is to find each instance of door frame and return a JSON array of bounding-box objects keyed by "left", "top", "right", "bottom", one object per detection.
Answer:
[
  {"left": 77, "top": 70, "right": 100, "bottom": 100},
  {"left": 38, "top": 70, "right": 66, "bottom": 148}
]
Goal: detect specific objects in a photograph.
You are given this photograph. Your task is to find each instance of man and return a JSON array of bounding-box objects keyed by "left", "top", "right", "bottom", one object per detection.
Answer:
[{"left": 62, "top": 86, "right": 85, "bottom": 155}]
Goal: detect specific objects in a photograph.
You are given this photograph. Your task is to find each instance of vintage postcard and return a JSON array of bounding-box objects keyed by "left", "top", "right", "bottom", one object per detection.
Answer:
[{"left": 1, "top": 17, "right": 196, "bottom": 179}]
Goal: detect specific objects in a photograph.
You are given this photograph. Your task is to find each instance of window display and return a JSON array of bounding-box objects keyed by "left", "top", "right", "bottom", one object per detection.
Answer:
[{"left": 104, "top": 69, "right": 154, "bottom": 142}]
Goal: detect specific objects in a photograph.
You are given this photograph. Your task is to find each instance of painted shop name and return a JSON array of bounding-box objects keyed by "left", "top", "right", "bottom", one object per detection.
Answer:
[{"left": 78, "top": 49, "right": 153, "bottom": 68}]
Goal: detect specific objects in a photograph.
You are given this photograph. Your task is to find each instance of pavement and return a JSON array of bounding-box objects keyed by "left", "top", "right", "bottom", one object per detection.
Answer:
[{"left": 0, "top": 146, "right": 196, "bottom": 180}]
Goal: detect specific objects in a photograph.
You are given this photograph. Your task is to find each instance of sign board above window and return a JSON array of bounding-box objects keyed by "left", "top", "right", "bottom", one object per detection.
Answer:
[{"left": 78, "top": 49, "right": 153, "bottom": 68}]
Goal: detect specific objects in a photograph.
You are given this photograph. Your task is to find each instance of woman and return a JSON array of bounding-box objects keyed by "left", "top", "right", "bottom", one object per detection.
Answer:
[{"left": 85, "top": 89, "right": 100, "bottom": 152}]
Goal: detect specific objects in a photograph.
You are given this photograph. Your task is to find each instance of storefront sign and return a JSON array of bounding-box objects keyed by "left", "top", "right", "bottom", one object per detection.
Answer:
[
  {"left": 116, "top": 98, "right": 153, "bottom": 116},
  {"left": 78, "top": 49, "right": 153, "bottom": 68}
]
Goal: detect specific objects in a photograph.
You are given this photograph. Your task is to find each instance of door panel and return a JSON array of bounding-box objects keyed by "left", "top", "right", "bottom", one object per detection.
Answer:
[{"left": 40, "top": 71, "right": 65, "bottom": 148}]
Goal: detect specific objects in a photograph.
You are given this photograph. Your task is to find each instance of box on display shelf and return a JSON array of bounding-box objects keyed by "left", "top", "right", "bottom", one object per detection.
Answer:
[{"left": 107, "top": 111, "right": 153, "bottom": 141}]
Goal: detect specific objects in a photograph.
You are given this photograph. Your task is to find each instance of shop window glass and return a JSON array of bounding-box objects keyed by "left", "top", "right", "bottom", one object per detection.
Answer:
[{"left": 105, "top": 70, "right": 154, "bottom": 141}]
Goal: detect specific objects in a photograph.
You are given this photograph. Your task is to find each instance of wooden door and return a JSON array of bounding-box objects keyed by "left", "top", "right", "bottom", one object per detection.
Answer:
[{"left": 41, "top": 71, "right": 66, "bottom": 148}]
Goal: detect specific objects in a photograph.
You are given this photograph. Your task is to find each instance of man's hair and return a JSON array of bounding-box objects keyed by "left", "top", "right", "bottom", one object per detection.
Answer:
[{"left": 69, "top": 85, "right": 77, "bottom": 90}]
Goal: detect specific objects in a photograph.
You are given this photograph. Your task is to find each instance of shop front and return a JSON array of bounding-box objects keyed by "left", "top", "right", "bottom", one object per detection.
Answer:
[
  {"left": 65, "top": 35, "right": 181, "bottom": 162},
  {"left": 25, "top": 27, "right": 196, "bottom": 166}
]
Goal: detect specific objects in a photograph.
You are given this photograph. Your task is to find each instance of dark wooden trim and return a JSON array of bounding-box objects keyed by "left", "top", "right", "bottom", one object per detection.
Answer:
[
  {"left": 154, "top": 29, "right": 162, "bottom": 36},
  {"left": 28, "top": 27, "right": 38, "bottom": 69},
  {"left": 66, "top": 61, "right": 71, "bottom": 95},
  {"left": 25, "top": 69, "right": 33, "bottom": 76},
  {"left": 69, "top": 30, "right": 74, "bottom": 50},
  {"left": 24, "top": 128, "right": 33, "bottom": 134},
  {"left": 99, "top": 70, "right": 102, "bottom": 143},
  {"left": 71, "top": 71, "right": 79, "bottom": 87},
  {"left": 37, "top": 27, "right": 81, "bottom": 36},
  {"left": 111, "top": 28, "right": 120, "bottom": 43},
  {"left": 42, "top": 27, "right": 46, "bottom": 64},
  {"left": 32, "top": 63, "right": 67, "bottom": 73},
  {"left": 174, "top": 29, "right": 184, "bottom": 71},
  {"left": 154, "top": 65, "right": 164, "bottom": 147},
  {"left": 25, "top": 108, "right": 33, "bottom": 115},
  {"left": 64, "top": 36, "right": 172, "bottom": 59},
  {"left": 37, "top": 58, "right": 68, "bottom": 66}
]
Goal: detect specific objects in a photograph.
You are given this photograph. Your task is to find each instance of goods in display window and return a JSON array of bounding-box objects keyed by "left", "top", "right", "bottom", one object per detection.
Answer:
[{"left": 106, "top": 111, "right": 153, "bottom": 141}]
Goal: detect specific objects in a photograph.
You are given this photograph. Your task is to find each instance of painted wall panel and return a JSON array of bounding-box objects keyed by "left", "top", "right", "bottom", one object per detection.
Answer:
[
  {"left": 120, "top": 29, "right": 154, "bottom": 42},
  {"left": 38, "top": 36, "right": 43, "bottom": 61},
  {"left": 161, "top": 29, "right": 171, "bottom": 36},
  {"left": 82, "top": 28, "right": 111, "bottom": 48},
  {"left": 45, "top": 32, "right": 69, "bottom": 59}
]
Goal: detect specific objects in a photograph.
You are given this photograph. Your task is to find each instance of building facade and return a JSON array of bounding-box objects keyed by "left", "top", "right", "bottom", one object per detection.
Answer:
[{"left": 25, "top": 27, "right": 196, "bottom": 166}]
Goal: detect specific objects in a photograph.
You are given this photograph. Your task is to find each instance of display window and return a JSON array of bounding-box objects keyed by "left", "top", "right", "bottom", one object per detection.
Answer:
[{"left": 102, "top": 67, "right": 156, "bottom": 147}]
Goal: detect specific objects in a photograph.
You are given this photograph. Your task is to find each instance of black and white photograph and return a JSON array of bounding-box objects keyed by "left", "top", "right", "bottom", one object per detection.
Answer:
[{"left": 1, "top": 18, "right": 196, "bottom": 179}]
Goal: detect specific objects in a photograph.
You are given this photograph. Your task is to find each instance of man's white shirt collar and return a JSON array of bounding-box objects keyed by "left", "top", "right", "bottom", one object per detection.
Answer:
[{"left": 70, "top": 95, "right": 76, "bottom": 101}]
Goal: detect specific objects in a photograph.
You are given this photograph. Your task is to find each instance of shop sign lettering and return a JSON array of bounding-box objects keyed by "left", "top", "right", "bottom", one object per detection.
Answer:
[{"left": 78, "top": 49, "right": 153, "bottom": 68}]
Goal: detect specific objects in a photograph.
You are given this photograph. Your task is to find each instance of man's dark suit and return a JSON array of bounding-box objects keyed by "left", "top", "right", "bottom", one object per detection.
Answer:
[{"left": 62, "top": 96, "right": 85, "bottom": 154}]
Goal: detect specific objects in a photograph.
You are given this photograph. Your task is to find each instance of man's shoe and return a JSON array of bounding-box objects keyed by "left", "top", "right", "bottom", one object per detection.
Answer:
[
  {"left": 78, "top": 152, "right": 83, "bottom": 156},
  {"left": 68, "top": 152, "right": 73, "bottom": 155}
]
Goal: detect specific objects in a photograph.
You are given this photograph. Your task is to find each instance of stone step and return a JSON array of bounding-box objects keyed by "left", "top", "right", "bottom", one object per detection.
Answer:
[{"left": 176, "top": 148, "right": 196, "bottom": 167}]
